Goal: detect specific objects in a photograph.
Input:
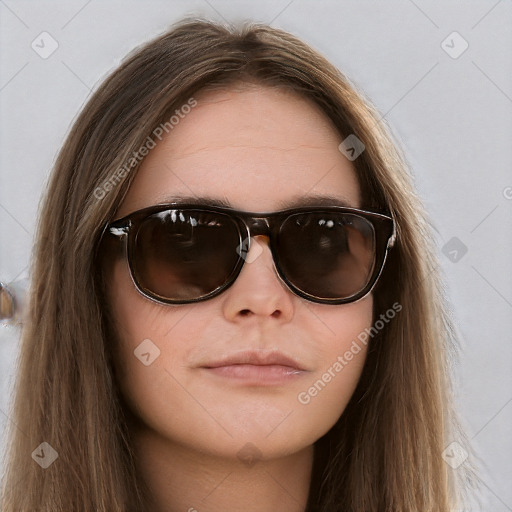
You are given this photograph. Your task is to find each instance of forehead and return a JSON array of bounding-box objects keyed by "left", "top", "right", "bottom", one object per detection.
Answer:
[{"left": 117, "top": 85, "right": 361, "bottom": 217}]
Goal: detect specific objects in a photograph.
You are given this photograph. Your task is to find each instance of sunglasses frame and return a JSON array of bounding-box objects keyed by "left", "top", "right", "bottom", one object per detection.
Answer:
[{"left": 102, "top": 203, "right": 396, "bottom": 305}]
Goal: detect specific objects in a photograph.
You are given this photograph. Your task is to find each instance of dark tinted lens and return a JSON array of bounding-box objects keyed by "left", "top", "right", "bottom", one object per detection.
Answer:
[
  {"left": 132, "top": 209, "right": 241, "bottom": 300},
  {"left": 277, "top": 212, "right": 375, "bottom": 299}
]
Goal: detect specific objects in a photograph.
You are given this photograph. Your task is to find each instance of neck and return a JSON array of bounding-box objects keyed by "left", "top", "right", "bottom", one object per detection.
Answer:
[{"left": 132, "top": 425, "right": 314, "bottom": 512}]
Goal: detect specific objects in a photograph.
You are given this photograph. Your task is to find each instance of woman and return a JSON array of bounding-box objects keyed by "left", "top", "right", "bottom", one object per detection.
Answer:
[{"left": 1, "top": 18, "right": 476, "bottom": 511}]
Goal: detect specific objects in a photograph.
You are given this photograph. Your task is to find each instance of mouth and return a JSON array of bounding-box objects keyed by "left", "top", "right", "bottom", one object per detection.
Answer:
[{"left": 199, "top": 350, "right": 308, "bottom": 386}]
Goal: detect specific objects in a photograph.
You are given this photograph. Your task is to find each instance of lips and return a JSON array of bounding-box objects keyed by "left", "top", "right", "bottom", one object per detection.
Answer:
[
  {"left": 201, "top": 350, "right": 305, "bottom": 371},
  {"left": 199, "top": 350, "right": 307, "bottom": 385}
]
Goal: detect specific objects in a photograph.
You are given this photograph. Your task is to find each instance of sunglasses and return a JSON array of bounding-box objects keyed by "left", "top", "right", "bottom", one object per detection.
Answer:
[{"left": 101, "top": 203, "right": 396, "bottom": 305}]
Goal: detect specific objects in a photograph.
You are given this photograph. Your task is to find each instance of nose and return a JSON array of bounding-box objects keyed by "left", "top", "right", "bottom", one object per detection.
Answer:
[{"left": 221, "top": 235, "right": 295, "bottom": 322}]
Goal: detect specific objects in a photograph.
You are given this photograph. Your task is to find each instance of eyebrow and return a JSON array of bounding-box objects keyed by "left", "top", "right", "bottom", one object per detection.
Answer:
[{"left": 158, "top": 194, "right": 358, "bottom": 210}]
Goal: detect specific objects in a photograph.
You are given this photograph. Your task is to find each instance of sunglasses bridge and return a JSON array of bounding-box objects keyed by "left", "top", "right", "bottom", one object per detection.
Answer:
[{"left": 237, "top": 214, "right": 274, "bottom": 243}]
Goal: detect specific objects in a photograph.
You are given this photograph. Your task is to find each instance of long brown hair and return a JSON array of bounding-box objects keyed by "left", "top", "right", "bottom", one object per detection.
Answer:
[{"left": 1, "top": 18, "right": 477, "bottom": 511}]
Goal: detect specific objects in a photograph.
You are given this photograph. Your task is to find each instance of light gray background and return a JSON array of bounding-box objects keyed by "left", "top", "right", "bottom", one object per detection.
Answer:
[{"left": 1, "top": 1, "right": 511, "bottom": 509}]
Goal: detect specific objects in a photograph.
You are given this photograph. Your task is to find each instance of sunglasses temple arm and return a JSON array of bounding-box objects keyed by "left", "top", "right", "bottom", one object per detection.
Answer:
[
  {"left": 389, "top": 227, "right": 396, "bottom": 247},
  {"left": 97, "top": 222, "right": 131, "bottom": 261},
  {"left": 107, "top": 224, "right": 130, "bottom": 238},
  {"left": 385, "top": 215, "right": 397, "bottom": 249}
]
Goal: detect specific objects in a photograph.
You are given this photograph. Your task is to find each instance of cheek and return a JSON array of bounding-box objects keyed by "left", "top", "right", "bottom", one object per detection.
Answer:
[
  {"left": 293, "top": 295, "right": 373, "bottom": 424},
  {"left": 105, "top": 260, "right": 198, "bottom": 419}
]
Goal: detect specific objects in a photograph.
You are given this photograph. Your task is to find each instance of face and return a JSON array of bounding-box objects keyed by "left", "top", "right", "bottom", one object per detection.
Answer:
[{"left": 106, "top": 84, "right": 373, "bottom": 461}]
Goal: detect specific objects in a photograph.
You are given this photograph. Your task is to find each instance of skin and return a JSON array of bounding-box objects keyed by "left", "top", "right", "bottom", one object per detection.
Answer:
[{"left": 106, "top": 84, "right": 373, "bottom": 512}]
